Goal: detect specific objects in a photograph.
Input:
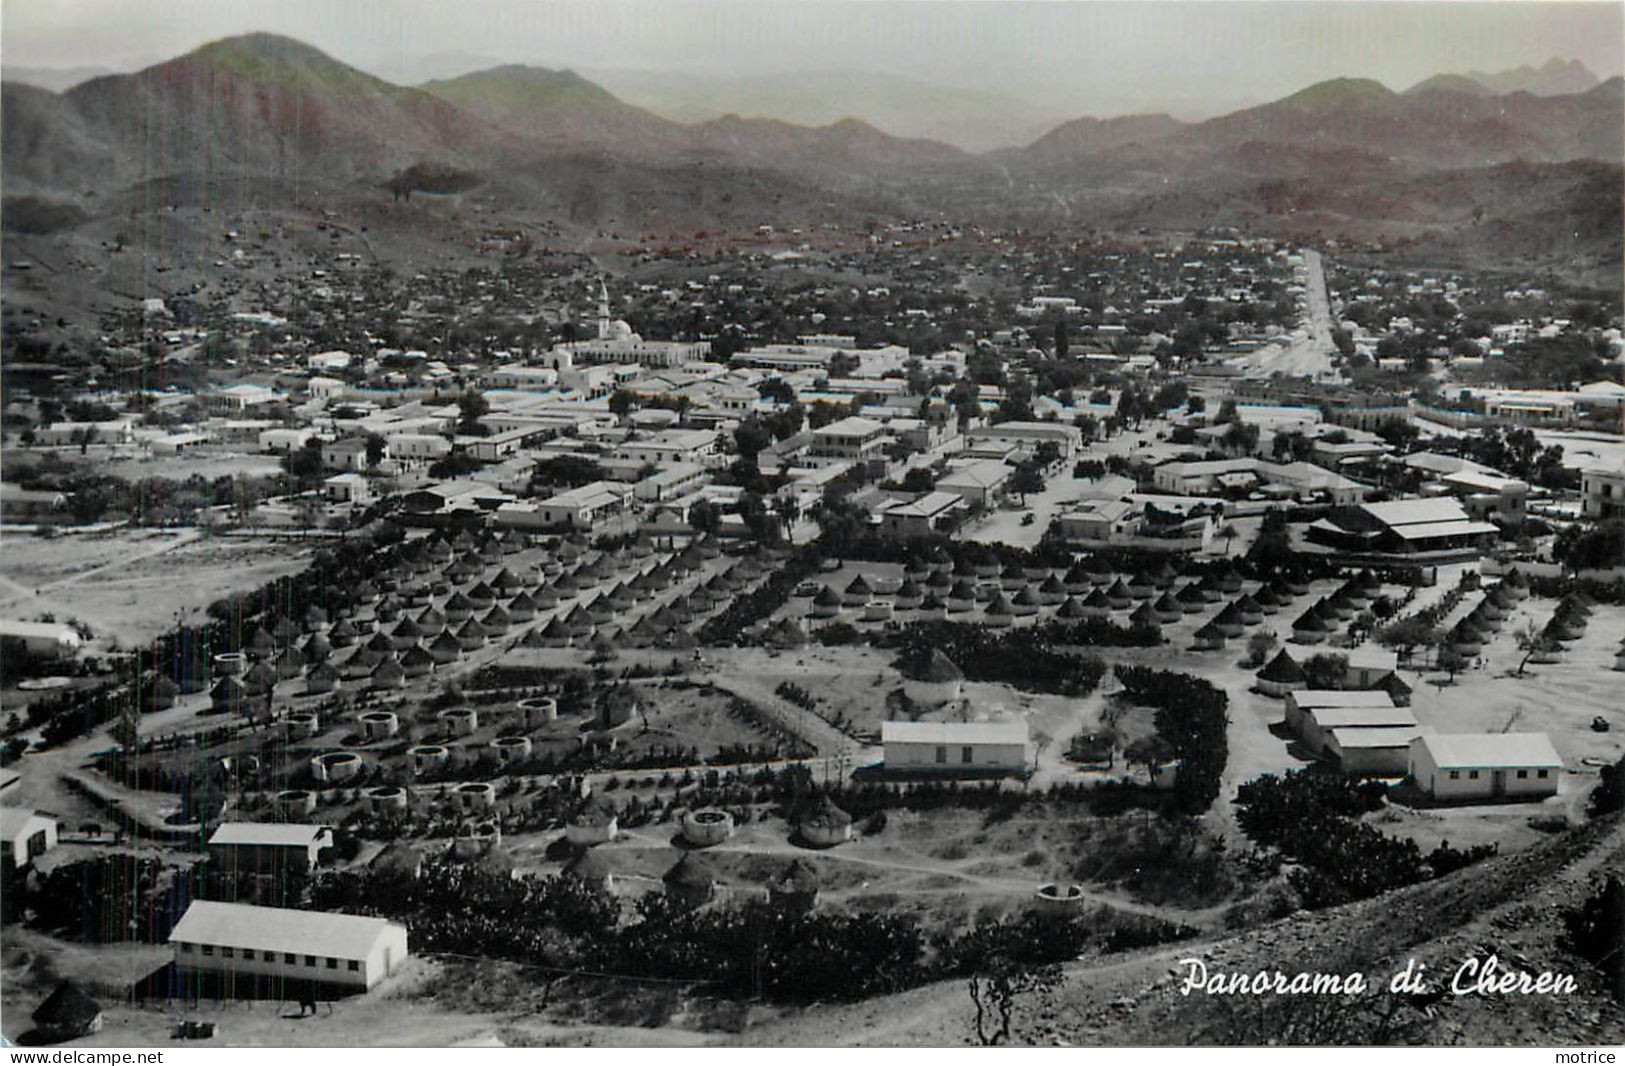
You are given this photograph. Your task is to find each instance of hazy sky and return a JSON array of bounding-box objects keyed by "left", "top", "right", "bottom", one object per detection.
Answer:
[{"left": 4, "top": 0, "right": 1622, "bottom": 115}]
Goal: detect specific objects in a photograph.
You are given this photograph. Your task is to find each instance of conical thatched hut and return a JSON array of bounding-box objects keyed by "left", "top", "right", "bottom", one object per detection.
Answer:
[
  {"left": 904, "top": 648, "right": 963, "bottom": 706},
  {"left": 662, "top": 852, "right": 719, "bottom": 908},
  {"left": 768, "top": 858, "right": 820, "bottom": 914},
  {"left": 562, "top": 848, "right": 614, "bottom": 894}
]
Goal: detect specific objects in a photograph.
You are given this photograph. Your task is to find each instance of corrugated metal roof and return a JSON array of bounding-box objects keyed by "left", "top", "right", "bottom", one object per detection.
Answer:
[
  {"left": 1391, "top": 520, "right": 1499, "bottom": 540},
  {"left": 1308, "top": 706, "right": 1418, "bottom": 728},
  {"left": 208, "top": 822, "right": 329, "bottom": 848},
  {"left": 1291, "top": 690, "right": 1396, "bottom": 709},
  {"left": 169, "top": 901, "right": 401, "bottom": 959},
  {"left": 1415, "top": 732, "right": 1563, "bottom": 769},
  {"left": 1327, "top": 726, "right": 1423, "bottom": 748},
  {"left": 882, "top": 720, "right": 1028, "bottom": 745},
  {"left": 1362, "top": 498, "right": 1471, "bottom": 527}
]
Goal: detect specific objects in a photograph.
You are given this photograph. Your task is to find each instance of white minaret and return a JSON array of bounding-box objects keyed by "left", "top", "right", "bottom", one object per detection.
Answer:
[{"left": 596, "top": 278, "right": 611, "bottom": 341}]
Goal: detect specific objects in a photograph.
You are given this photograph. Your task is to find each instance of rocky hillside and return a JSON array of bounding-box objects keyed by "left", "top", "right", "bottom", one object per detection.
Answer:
[{"left": 740, "top": 815, "right": 1625, "bottom": 1046}]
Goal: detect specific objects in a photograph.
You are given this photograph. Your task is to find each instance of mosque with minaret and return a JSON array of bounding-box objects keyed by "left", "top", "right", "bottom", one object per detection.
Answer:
[{"left": 549, "top": 277, "right": 709, "bottom": 370}]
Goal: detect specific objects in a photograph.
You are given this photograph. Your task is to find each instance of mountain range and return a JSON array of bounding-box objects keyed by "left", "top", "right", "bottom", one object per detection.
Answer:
[{"left": 2, "top": 33, "right": 1620, "bottom": 276}]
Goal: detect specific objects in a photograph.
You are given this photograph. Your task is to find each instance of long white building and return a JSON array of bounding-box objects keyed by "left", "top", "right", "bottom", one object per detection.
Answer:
[{"left": 169, "top": 901, "right": 408, "bottom": 991}]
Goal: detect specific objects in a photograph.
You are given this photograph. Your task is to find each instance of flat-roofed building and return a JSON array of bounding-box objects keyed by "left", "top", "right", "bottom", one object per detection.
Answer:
[
  {"left": 1582, "top": 463, "right": 1625, "bottom": 520},
  {"left": 811, "top": 416, "right": 889, "bottom": 467},
  {"left": 617, "top": 429, "right": 718, "bottom": 467},
  {"left": 169, "top": 901, "right": 408, "bottom": 991},
  {"left": 881, "top": 720, "right": 1031, "bottom": 774},
  {"left": 1408, "top": 733, "right": 1562, "bottom": 802}
]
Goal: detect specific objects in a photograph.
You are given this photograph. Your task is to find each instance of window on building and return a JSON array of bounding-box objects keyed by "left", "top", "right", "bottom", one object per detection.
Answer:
[
  {"left": 1537, "top": 769, "right": 1549, "bottom": 779},
  {"left": 284, "top": 953, "right": 296, "bottom": 964},
  {"left": 180, "top": 942, "right": 194, "bottom": 953},
  {"left": 1517, "top": 769, "right": 1528, "bottom": 779},
  {"left": 1468, "top": 770, "right": 1479, "bottom": 780},
  {"left": 962, "top": 746, "right": 974, "bottom": 764},
  {"left": 327, "top": 958, "right": 339, "bottom": 969},
  {"left": 222, "top": 947, "right": 234, "bottom": 959},
  {"left": 1448, "top": 771, "right": 1460, "bottom": 780},
  {"left": 202, "top": 945, "right": 214, "bottom": 956},
  {"left": 348, "top": 960, "right": 360, "bottom": 972},
  {"left": 934, "top": 745, "right": 946, "bottom": 764},
  {"left": 305, "top": 955, "right": 317, "bottom": 967}
]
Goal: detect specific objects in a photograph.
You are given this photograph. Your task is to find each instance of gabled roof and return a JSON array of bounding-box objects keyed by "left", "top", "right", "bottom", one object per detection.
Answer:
[
  {"left": 882, "top": 719, "right": 1028, "bottom": 746},
  {"left": 208, "top": 822, "right": 330, "bottom": 848},
  {"left": 168, "top": 900, "right": 401, "bottom": 959},
  {"left": 1415, "top": 732, "right": 1563, "bottom": 769}
]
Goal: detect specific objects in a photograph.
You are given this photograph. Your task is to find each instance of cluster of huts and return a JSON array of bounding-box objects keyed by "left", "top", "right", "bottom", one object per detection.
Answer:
[
  {"left": 807, "top": 557, "right": 1328, "bottom": 648},
  {"left": 204, "top": 530, "right": 768, "bottom": 717},
  {"left": 552, "top": 790, "right": 851, "bottom": 913}
]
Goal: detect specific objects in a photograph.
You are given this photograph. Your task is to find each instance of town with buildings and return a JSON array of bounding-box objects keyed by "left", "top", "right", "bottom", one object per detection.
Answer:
[{"left": 1, "top": 6, "right": 1623, "bottom": 1055}]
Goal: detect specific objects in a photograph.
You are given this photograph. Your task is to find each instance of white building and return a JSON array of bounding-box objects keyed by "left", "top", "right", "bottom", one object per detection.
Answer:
[
  {"left": 208, "top": 822, "right": 332, "bottom": 875},
  {"left": 1408, "top": 733, "right": 1562, "bottom": 802},
  {"left": 935, "top": 460, "right": 1013, "bottom": 508},
  {"left": 0, "top": 807, "right": 58, "bottom": 870},
  {"left": 169, "top": 901, "right": 408, "bottom": 991},
  {"left": 810, "top": 416, "right": 889, "bottom": 467},
  {"left": 881, "top": 720, "right": 1031, "bottom": 774},
  {"left": 496, "top": 481, "right": 630, "bottom": 531},
  {"left": 0, "top": 620, "right": 84, "bottom": 658},
  {"left": 617, "top": 429, "right": 718, "bottom": 467},
  {"left": 1582, "top": 463, "right": 1625, "bottom": 520},
  {"left": 324, "top": 472, "right": 371, "bottom": 505}
]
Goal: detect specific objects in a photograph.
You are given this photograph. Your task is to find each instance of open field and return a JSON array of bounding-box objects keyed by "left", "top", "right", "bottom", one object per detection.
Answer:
[{"left": 0, "top": 528, "right": 319, "bottom": 649}]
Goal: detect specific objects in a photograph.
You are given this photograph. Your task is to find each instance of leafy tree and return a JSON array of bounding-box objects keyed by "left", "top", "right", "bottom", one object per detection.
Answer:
[
  {"left": 608, "top": 390, "right": 637, "bottom": 418},
  {"left": 1302, "top": 653, "right": 1348, "bottom": 690},
  {"left": 1245, "top": 630, "right": 1278, "bottom": 667},
  {"left": 1565, "top": 875, "right": 1624, "bottom": 1002},
  {"left": 456, "top": 389, "right": 490, "bottom": 436},
  {"left": 1009, "top": 464, "right": 1045, "bottom": 505},
  {"left": 364, "top": 433, "right": 387, "bottom": 469}
]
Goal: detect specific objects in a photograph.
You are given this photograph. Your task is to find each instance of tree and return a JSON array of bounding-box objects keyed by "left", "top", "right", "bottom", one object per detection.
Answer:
[
  {"left": 110, "top": 709, "right": 141, "bottom": 752},
  {"left": 364, "top": 433, "right": 387, "bottom": 469},
  {"left": 1302, "top": 653, "right": 1348, "bottom": 690},
  {"left": 1245, "top": 630, "right": 1278, "bottom": 668},
  {"left": 1219, "top": 522, "right": 1239, "bottom": 555},
  {"left": 1376, "top": 617, "right": 1440, "bottom": 663},
  {"left": 1053, "top": 319, "right": 1069, "bottom": 360},
  {"left": 900, "top": 467, "right": 936, "bottom": 494},
  {"left": 1436, "top": 642, "right": 1467, "bottom": 683},
  {"left": 456, "top": 390, "right": 490, "bottom": 436},
  {"left": 1588, "top": 754, "right": 1625, "bottom": 819},
  {"left": 608, "top": 390, "right": 637, "bottom": 418},
  {"left": 1565, "top": 874, "right": 1624, "bottom": 1002},
  {"left": 1512, "top": 620, "right": 1556, "bottom": 677},
  {"left": 1009, "top": 464, "right": 1045, "bottom": 506}
]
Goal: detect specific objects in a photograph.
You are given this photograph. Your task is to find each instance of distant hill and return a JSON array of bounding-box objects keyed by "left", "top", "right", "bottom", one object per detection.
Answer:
[
  {"left": 1403, "top": 73, "right": 1495, "bottom": 97},
  {"left": 2, "top": 33, "right": 1619, "bottom": 281},
  {"left": 419, "top": 65, "right": 686, "bottom": 153},
  {"left": 589, "top": 67, "right": 1063, "bottom": 153},
  {"left": 0, "top": 64, "right": 119, "bottom": 94},
  {"left": 1468, "top": 57, "right": 1600, "bottom": 96},
  {"left": 47, "top": 33, "right": 491, "bottom": 194}
]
